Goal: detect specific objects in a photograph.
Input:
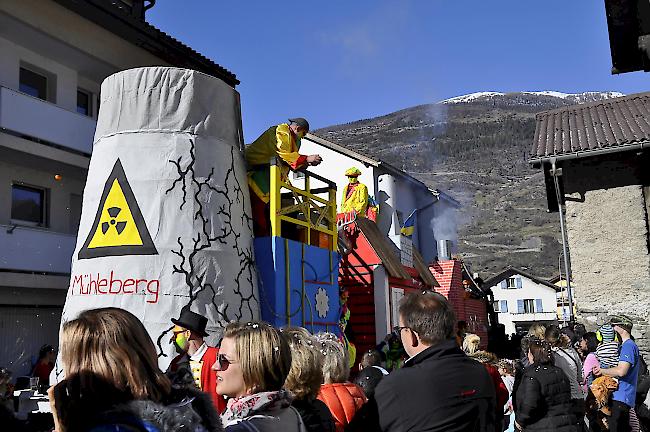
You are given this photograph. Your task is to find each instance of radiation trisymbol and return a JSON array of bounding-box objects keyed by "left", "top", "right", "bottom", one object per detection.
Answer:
[{"left": 78, "top": 159, "right": 157, "bottom": 259}]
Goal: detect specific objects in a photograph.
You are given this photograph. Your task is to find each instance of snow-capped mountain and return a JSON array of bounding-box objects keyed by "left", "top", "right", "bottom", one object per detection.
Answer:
[{"left": 441, "top": 91, "right": 625, "bottom": 105}]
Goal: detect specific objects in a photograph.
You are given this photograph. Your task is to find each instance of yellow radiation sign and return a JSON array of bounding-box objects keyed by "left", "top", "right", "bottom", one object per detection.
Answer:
[{"left": 78, "top": 159, "right": 157, "bottom": 259}]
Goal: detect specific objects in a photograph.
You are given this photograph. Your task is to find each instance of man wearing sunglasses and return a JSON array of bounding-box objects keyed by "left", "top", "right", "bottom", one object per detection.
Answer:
[{"left": 166, "top": 309, "right": 226, "bottom": 413}]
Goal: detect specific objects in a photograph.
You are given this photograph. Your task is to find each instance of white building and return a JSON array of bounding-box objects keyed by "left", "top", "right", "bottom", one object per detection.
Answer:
[
  {"left": 0, "top": 0, "right": 237, "bottom": 376},
  {"left": 299, "top": 133, "right": 460, "bottom": 263},
  {"left": 484, "top": 267, "right": 559, "bottom": 335}
]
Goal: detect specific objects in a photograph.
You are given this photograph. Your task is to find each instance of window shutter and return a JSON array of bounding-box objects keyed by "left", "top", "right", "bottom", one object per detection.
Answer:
[
  {"left": 535, "top": 299, "right": 543, "bottom": 313},
  {"left": 516, "top": 277, "right": 522, "bottom": 288},
  {"left": 500, "top": 280, "right": 507, "bottom": 289},
  {"left": 501, "top": 300, "right": 508, "bottom": 313},
  {"left": 517, "top": 300, "right": 524, "bottom": 314}
]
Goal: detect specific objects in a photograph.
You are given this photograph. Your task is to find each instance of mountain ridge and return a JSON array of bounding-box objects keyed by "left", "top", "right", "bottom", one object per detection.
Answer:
[{"left": 316, "top": 90, "right": 624, "bottom": 279}]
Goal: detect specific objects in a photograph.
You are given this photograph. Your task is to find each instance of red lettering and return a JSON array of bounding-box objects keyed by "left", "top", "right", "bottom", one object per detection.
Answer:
[
  {"left": 89, "top": 273, "right": 97, "bottom": 295},
  {"left": 146, "top": 280, "right": 159, "bottom": 304},
  {"left": 72, "top": 275, "right": 84, "bottom": 295},
  {"left": 71, "top": 271, "right": 160, "bottom": 303},
  {"left": 97, "top": 277, "right": 108, "bottom": 294},
  {"left": 123, "top": 279, "right": 135, "bottom": 294},
  {"left": 109, "top": 270, "right": 122, "bottom": 294}
]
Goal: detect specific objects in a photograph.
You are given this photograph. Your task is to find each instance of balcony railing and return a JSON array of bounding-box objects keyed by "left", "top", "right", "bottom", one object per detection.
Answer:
[
  {"left": 0, "top": 86, "right": 96, "bottom": 154},
  {"left": 269, "top": 158, "right": 338, "bottom": 251},
  {"left": 511, "top": 311, "right": 557, "bottom": 321},
  {"left": 0, "top": 225, "right": 76, "bottom": 274}
]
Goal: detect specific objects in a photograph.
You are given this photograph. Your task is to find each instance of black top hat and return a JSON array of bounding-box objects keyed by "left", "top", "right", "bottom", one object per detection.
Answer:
[{"left": 171, "top": 309, "right": 209, "bottom": 337}]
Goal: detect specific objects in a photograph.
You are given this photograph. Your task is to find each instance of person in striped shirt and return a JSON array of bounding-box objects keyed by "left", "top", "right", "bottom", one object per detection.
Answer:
[{"left": 596, "top": 323, "right": 620, "bottom": 369}]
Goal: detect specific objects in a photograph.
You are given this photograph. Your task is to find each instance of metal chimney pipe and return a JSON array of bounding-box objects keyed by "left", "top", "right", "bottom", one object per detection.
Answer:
[{"left": 437, "top": 239, "right": 453, "bottom": 261}]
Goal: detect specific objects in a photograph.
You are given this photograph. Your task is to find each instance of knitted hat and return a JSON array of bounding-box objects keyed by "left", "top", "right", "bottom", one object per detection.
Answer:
[{"left": 598, "top": 323, "right": 616, "bottom": 342}]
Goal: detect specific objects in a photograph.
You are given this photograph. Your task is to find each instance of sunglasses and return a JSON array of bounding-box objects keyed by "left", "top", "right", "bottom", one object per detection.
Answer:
[{"left": 216, "top": 354, "right": 236, "bottom": 371}]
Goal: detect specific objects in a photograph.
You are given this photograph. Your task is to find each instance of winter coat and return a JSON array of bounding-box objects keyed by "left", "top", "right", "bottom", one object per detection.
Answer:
[
  {"left": 292, "top": 397, "right": 336, "bottom": 432},
  {"left": 221, "top": 390, "right": 306, "bottom": 432},
  {"left": 515, "top": 363, "right": 578, "bottom": 432},
  {"left": 317, "top": 382, "right": 366, "bottom": 432},
  {"left": 54, "top": 378, "right": 222, "bottom": 432},
  {"left": 372, "top": 339, "right": 497, "bottom": 432},
  {"left": 552, "top": 347, "right": 584, "bottom": 400}
]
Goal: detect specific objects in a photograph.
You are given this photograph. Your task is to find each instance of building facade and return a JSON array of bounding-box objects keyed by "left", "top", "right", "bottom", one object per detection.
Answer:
[
  {"left": 299, "top": 133, "right": 460, "bottom": 264},
  {"left": 484, "top": 267, "right": 558, "bottom": 335},
  {"left": 531, "top": 92, "right": 650, "bottom": 357},
  {"left": 0, "top": 0, "right": 236, "bottom": 376}
]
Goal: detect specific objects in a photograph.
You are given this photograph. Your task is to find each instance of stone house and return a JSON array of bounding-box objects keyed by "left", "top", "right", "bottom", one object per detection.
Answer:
[{"left": 530, "top": 92, "right": 650, "bottom": 356}]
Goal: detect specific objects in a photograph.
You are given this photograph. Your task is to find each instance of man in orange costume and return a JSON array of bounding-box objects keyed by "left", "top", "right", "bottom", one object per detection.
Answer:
[
  {"left": 166, "top": 309, "right": 226, "bottom": 413},
  {"left": 245, "top": 117, "right": 322, "bottom": 236}
]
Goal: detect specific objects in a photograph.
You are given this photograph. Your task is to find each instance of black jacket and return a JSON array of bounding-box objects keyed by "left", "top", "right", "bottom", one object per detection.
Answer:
[
  {"left": 515, "top": 363, "right": 577, "bottom": 432},
  {"left": 293, "top": 397, "right": 336, "bottom": 432},
  {"left": 360, "top": 339, "right": 496, "bottom": 432},
  {"left": 52, "top": 373, "right": 221, "bottom": 432}
]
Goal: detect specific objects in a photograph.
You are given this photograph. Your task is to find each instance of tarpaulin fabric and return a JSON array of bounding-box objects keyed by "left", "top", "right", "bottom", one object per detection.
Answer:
[{"left": 56, "top": 67, "right": 258, "bottom": 379}]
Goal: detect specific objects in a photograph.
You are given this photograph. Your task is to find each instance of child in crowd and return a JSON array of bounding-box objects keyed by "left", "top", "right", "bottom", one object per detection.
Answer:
[{"left": 595, "top": 323, "right": 620, "bottom": 369}]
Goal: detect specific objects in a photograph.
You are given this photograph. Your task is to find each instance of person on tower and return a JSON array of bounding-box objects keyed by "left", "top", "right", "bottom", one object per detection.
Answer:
[
  {"left": 166, "top": 309, "right": 226, "bottom": 413},
  {"left": 245, "top": 117, "right": 322, "bottom": 237},
  {"left": 340, "top": 167, "right": 369, "bottom": 218}
]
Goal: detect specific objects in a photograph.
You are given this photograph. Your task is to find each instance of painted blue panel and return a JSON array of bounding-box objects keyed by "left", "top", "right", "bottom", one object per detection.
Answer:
[{"left": 255, "top": 236, "right": 340, "bottom": 336}]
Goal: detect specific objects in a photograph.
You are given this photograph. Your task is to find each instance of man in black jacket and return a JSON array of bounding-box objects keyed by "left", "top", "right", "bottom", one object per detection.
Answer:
[{"left": 370, "top": 291, "right": 496, "bottom": 432}]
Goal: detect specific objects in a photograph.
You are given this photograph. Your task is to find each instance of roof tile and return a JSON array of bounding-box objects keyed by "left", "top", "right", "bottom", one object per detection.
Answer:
[{"left": 531, "top": 92, "right": 650, "bottom": 160}]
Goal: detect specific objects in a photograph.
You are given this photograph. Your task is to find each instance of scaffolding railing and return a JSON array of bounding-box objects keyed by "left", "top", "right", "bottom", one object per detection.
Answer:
[{"left": 269, "top": 157, "right": 338, "bottom": 251}]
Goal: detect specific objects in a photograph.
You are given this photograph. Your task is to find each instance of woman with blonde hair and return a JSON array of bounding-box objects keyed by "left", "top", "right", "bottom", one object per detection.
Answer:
[
  {"left": 50, "top": 307, "right": 221, "bottom": 432},
  {"left": 282, "top": 327, "right": 335, "bottom": 432},
  {"left": 214, "top": 321, "right": 305, "bottom": 431},
  {"left": 316, "top": 333, "right": 366, "bottom": 432}
]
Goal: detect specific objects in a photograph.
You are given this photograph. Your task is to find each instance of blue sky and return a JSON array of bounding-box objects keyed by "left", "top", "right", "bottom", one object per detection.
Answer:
[{"left": 148, "top": 1, "right": 649, "bottom": 140}]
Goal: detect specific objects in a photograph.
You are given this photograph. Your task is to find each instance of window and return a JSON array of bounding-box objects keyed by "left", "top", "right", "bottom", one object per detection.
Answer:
[
  {"left": 11, "top": 184, "right": 47, "bottom": 226},
  {"left": 77, "top": 89, "right": 92, "bottom": 116},
  {"left": 523, "top": 299, "right": 534, "bottom": 313},
  {"left": 500, "top": 277, "right": 522, "bottom": 289},
  {"left": 493, "top": 300, "right": 508, "bottom": 313},
  {"left": 19, "top": 67, "right": 47, "bottom": 100}
]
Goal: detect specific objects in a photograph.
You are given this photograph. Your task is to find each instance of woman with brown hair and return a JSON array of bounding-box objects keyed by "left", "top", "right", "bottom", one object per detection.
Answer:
[
  {"left": 50, "top": 307, "right": 221, "bottom": 432},
  {"left": 214, "top": 321, "right": 305, "bottom": 431},
  {"left": 282, "top": 327, "right": 335, "bottom": 432},
  {"left": 515, "top": 339, "right": 577, "bottom": 431}
]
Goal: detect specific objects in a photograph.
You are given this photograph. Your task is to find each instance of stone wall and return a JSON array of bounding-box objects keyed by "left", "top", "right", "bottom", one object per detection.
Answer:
[{"left": 562, "top": 154, "right": 650, "bottom": 357}]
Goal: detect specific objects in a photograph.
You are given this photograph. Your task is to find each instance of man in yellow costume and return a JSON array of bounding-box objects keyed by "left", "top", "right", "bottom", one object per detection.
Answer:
[
  {"left": 245, "top": 118, "right": 322, "bottom": 236},
  {"left": 340, "top": 167, "right": 369, "bottom": 217}
]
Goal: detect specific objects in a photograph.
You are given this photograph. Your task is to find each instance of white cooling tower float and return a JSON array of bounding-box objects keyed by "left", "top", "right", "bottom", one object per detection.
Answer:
[{"left": 56, "top": 67, "right": 258, "bottom": 378}]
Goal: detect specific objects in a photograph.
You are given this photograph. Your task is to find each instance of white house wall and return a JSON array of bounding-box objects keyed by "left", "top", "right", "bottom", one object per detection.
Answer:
[
  {"left": 300, "top": 137, "right": 457, "bottom": 264},
  {"left": 490, "top": 274, "right": 558, "bottom": 335}
]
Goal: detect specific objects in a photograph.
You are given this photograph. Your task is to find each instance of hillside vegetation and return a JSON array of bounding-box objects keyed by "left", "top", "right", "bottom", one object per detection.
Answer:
[{"left": 316, "top": 92, "right": 622, "bottom": 279}]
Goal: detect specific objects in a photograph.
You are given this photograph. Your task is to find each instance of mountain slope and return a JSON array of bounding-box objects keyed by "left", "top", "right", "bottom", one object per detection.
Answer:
[{"left": 316, "top": 91, "right": 623, "bottom": 279}]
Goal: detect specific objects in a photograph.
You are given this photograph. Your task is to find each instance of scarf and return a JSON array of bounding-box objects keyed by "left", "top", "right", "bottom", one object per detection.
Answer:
[{"left": 220, "top": 390, "right": 292, "bottom": 427}]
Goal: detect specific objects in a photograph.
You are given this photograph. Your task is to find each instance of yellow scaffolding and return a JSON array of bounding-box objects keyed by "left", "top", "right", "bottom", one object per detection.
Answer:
[{"left": 269, "top": 157, "right": 338, "bottom": 251}]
